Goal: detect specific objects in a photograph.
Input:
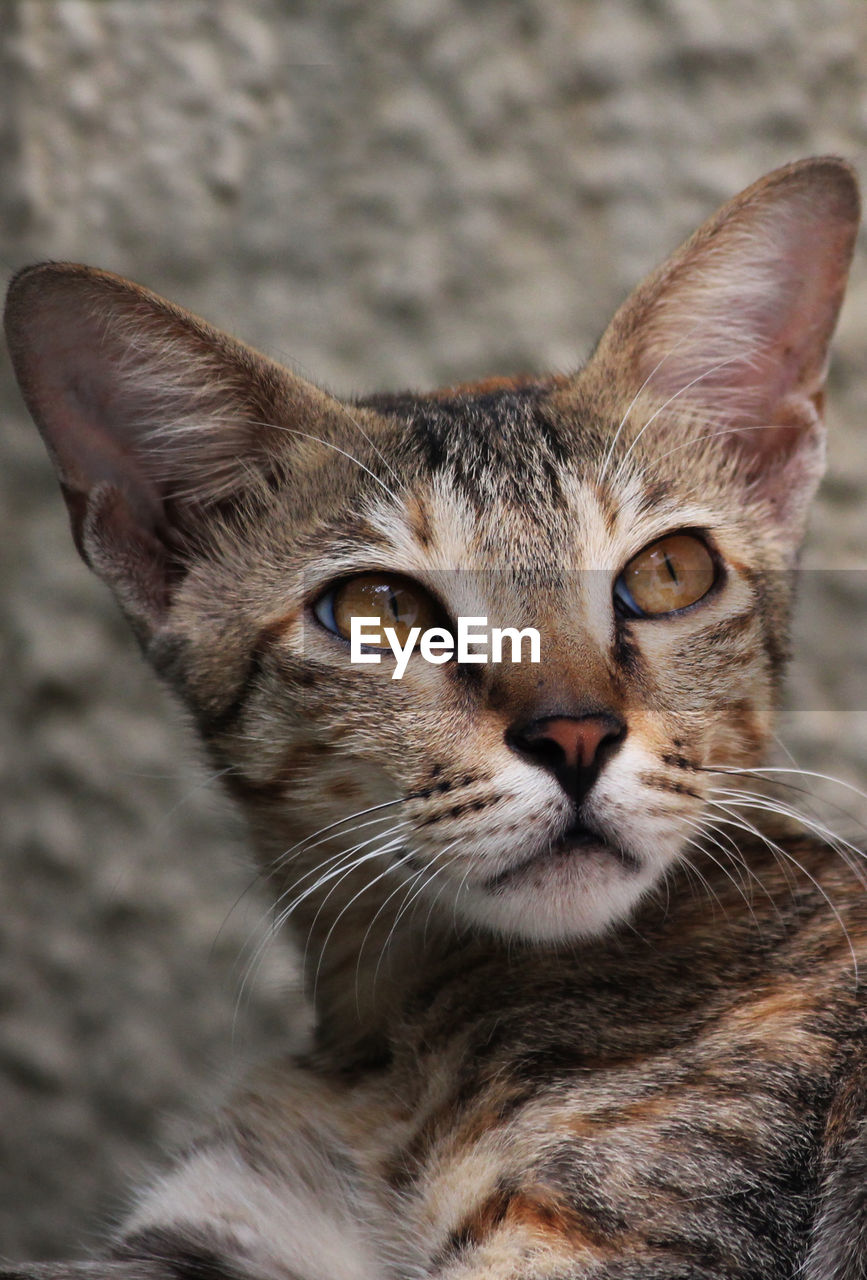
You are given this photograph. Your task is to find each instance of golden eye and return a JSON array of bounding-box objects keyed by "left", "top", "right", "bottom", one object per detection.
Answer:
[
  {"left": 614, "top": 534, "right": 716, "bottom": 618},
  {"left": 314, "top": 573, "right": 441, "bottom": 648}
]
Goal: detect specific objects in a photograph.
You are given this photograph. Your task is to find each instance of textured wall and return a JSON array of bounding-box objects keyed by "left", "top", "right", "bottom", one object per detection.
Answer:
[{"left": 1, "top": 0, "right": 866, "bottom": 1260}]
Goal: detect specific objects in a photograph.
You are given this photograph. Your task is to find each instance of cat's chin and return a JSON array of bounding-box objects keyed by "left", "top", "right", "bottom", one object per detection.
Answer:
[
  {"left": 452, "top": 829, "right": 661, "bottom": 944},
  {"left": 484, "top": 823, "right": 641, "bottom": 887}
]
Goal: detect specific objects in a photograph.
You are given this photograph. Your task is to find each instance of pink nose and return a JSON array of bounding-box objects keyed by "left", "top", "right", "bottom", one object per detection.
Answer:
[
  {"left": 520, "top": 716, "right": 621, "bottom": 771},
  {"left": 506, "top": 712, "right": 626, "bottom": 803}
]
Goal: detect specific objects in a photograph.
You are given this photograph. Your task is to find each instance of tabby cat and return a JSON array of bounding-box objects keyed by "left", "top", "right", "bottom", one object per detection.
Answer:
[{"left": 3, "top": 157, "right": 867, "bottom": 1280}]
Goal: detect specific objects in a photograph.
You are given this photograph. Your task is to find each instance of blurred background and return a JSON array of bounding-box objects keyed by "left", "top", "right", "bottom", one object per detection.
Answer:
[{"left": 1, "top": 0, "right": 866, "bottom": 1261}]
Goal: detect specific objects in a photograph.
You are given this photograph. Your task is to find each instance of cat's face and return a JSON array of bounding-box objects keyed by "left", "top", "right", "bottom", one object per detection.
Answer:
[
  {"left": 156, "top": 373, "right": 793, "bottom": 943},
  {"left": 4, "top": 158, "right": 859, "bottom": 945}
]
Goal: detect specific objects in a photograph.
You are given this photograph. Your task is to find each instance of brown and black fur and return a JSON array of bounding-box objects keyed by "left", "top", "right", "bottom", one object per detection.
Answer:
[{"left": 2, "top": 158, "right": 866, "bottom": 1278}]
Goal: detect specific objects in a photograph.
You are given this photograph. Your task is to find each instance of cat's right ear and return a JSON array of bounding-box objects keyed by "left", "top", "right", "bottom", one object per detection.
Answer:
[
  {"left": 4, "top": 263, "right": 342, "bottom": 638},
  {"left": 589, "top": 157, "right": 860, "bottom": 543}
]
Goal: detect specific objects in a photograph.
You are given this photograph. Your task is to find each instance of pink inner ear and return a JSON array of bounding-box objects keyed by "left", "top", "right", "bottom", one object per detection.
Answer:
[
  {"left": 80, "top": 482, "right": 175, "bottom": 623},
  {"left": 631, "top": 176, "right": 857, "bottom": 452},
  {"left": 21, "top": 330, "right": 170, "bottom": 544}
]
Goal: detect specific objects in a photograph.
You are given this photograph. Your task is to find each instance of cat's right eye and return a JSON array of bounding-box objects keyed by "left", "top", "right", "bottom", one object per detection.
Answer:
[{"left": 313, "top": 573, "right": 441, "bottom": 647}]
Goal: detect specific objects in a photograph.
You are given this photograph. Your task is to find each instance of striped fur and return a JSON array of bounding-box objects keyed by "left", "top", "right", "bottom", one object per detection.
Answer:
[{"left": 3, "top": 158, "right": 865, "bottom": 1278}]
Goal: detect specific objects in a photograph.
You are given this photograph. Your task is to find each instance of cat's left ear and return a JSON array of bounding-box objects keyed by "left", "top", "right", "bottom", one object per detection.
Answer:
[
  {"left": 4, "top": 263, "right": 347, "bottom": 639},
  {"left": 591, "top": 156, "right": 860, "bottom": 538}
]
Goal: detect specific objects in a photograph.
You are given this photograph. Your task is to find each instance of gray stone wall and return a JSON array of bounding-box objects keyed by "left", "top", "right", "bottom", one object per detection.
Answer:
[{"left": 1, "top": 0, "right": 865, "bottom": 1260}]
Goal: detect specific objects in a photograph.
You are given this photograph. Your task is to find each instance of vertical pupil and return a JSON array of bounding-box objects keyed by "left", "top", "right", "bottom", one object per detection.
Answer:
[{"left": 663, "top": 551, "right": 679, "bottom": 583}]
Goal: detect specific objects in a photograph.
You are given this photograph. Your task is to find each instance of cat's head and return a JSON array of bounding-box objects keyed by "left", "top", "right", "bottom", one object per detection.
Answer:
[{"left": 5, "top": 158, "right": 859, "bottom": 946}]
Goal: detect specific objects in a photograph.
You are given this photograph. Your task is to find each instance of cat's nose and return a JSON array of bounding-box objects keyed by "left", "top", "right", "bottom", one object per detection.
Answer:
[{"left": 506, "top": 713, "right": 626, "bottom": 803}]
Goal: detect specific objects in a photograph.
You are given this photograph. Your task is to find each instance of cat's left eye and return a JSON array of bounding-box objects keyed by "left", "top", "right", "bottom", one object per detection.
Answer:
[
  {"left": 614, "top": 534, "right": 716, "bottom": 618},
  {"left": 313, "top": 573, "right": 441, "bottom": 647}
]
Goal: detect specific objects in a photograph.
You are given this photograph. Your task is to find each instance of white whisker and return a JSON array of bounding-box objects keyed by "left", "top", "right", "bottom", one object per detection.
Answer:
[
  {"left": 704, "top": 800, "right": 859, "bottom": 982},
  {"left": 609, "top": 353, "right": 742, "bottom": 490},
  {"left": 708, "top": 788, "right": 867, "bottom": 875},
  {"left": 597, "top": 324, "right": 708, "bottom": 485},
  {"left": 310, "top": 837, "right": 414, "bottom": 1002},
  {"left": 234, "top": 822, "right": 410, "bottom": 1026},
  {"left": 705, "top": 765, "right": 867, "bottom": 810},
  {"left": 249, "top": 346, "right": 408, "bottom": 496},
  {"left": 371, "top": 843, "right": 466, "bottom": 995},
  {"left": 248, "top": 418, "right": 403, "bottom": 506},
  {"left": 675, "top": 812, "right": 774, "bottom": 921}
]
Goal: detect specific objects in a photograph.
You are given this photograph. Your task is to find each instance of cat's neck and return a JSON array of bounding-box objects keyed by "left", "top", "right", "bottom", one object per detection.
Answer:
[
  {"left": 258, "top": 805, "right": 811, "bottom": 1065},
  {"left": 260, "top": 838, "right": 466, "bottom": 1063}
]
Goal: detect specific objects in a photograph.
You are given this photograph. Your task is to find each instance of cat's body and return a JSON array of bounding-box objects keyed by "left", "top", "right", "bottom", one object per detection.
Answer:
[
  {"left": 3, "top": 158, "right": 866, "bottom": 1279},
  {"left": 116, "top": 841, "right": 867, "bottom": 1280}
]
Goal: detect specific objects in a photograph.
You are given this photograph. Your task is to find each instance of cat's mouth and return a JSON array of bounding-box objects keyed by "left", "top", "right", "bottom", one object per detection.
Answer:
[{"left": 482, "top": 820, "right": 639, "bottom": 891}]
